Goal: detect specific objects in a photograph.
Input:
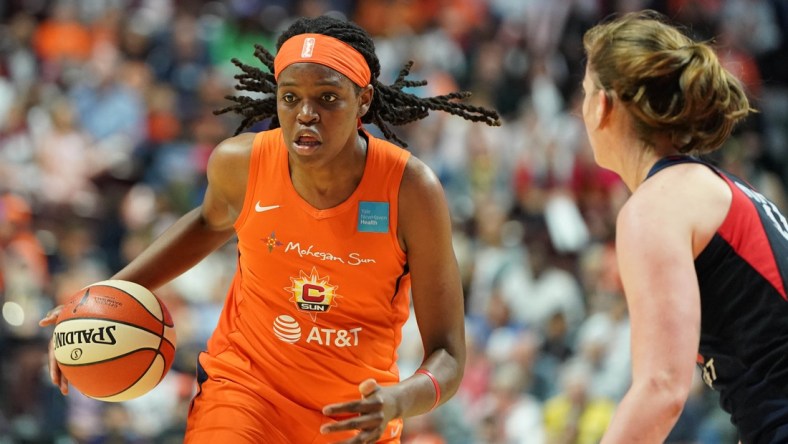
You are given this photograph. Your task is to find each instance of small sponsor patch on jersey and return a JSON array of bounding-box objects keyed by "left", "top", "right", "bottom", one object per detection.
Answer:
[{"left": 358, "top": 201, "right": 389, "bottom": 233}]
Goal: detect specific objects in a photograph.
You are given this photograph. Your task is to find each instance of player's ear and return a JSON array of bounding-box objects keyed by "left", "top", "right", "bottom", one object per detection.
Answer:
[
  {"left": 358, "top": 84, "right": 373, "bottom": 118},
  {"left": 596, "top": 89, "right": 614, "bottom": 128}
]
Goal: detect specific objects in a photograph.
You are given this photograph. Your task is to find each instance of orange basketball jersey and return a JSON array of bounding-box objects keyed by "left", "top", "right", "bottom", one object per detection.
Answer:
[{"left": 197, "top": 128, "right": 412, "bottom": 439}]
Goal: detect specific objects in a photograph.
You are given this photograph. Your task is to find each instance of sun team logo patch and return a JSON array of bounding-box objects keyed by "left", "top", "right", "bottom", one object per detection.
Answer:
[{"left": 286, "top": 267, "right": 341, "bottom": 320}]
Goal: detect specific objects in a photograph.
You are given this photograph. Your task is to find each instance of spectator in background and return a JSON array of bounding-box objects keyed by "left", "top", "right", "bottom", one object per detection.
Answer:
[
  {"left": 475, "top": 362, "right": 546, "bottom": 443},
  {"left": 497, "top": 216, "right": 585, "bottom": 336},
  {"left": 0, "top": 193, "right": 54, "bottom": 442},
  {"left": 32, "top": 0, "right": 92, "bottom": 79},
  {"left": 0, "top": 193, "right": 48, "bottom": 336},
  {"left": 0, "top": 101, "right": 37, "bottom": 202},
  {"left": 543, "top": 361, "right": 615, "bottom": 444},
  {"left": 35, "top": 96, "right": 100, "bottom": 215},
  {"left": 68, "top": 42, "right": 145, "bottom": 167}
]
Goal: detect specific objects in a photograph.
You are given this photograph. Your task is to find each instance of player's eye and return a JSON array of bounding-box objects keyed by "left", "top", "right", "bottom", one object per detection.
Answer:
[
  {"left": 281, "top": 94, "right": 297, "bottom": 103},
  {"left": 322, "top": 94, "right": 337, "bottom": 103}
]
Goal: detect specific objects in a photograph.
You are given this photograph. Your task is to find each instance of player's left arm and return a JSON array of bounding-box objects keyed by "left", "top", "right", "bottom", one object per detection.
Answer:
[
  {"left": 394, "top": 155, "right": 467, "bottom": 413},
  {"left": 321, "top": 156, "right": 466, "bottom": 442}
]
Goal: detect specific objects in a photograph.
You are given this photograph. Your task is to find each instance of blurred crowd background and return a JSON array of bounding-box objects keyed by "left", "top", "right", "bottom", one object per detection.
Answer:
[{"left": 1, "top": 0, "right": 786, "bottom": 443}]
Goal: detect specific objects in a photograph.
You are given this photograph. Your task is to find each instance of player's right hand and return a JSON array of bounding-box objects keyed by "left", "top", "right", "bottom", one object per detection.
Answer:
[{"left": 39, "top": 305, "right": 68, "bottom": 395}]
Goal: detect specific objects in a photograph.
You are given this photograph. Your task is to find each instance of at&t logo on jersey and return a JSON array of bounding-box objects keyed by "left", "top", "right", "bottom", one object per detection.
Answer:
[
  {"left": 272, "top": 314, "right": 362, "bottom": 347},
  {"left": 273, "top": 315, "right": 301, "bottom": 343},
  {"left": 286, "top": 267, "right": 342, "bottom": 320}
]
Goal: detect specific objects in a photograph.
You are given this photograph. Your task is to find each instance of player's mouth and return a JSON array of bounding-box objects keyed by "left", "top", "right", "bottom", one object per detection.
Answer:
[{"left": 294, "top": 132, "right": 322, "bottom": 150}]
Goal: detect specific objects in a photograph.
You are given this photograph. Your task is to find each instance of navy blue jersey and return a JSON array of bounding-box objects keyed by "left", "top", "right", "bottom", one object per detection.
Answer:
[{"left": 647, "top": 156, "right": 788, "bottom": 444}]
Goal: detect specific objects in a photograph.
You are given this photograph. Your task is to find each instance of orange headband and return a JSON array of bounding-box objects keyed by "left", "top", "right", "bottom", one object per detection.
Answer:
[{"left": 274, "top": 33, "right": 371, "bottom": 87}]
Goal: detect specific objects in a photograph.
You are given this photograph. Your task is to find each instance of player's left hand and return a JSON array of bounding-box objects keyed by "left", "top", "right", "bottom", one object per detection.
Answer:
[{"left": 321, "top": 379, "right": 398, "bottom": 443}]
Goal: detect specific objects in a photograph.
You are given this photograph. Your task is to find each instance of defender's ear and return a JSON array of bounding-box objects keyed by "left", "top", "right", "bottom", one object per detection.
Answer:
[{"left": 596, "top": 89, "right": 614, "bottom": 129}]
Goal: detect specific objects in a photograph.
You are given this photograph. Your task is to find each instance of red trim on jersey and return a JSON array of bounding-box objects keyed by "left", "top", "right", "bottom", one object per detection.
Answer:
[{"left": 717, "top": 175, "right": 788, "bottom": 300}]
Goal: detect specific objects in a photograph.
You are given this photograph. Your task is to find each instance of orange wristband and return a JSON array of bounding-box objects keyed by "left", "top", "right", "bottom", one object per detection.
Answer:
[{"left": 416, "top": 368, "right": 441, "bottom": 411}]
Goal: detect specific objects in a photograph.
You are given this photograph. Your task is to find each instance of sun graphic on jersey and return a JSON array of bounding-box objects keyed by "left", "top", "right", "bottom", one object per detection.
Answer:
[{"left": 286, "top": 267, "right": 341, "bottom": 320}]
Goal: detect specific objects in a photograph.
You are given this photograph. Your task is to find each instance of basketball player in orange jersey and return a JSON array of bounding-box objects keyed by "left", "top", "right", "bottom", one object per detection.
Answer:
[{"left": 40, "top": 15, "right": 500, "bottom": 443}]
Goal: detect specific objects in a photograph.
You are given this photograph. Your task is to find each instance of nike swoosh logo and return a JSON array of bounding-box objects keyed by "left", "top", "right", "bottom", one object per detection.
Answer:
[
  {"left": 390, "top": 422, "right": 402, "bottom": 437},
  {"left": 255, "top": 202, "right": 280, "bottom": 213}
]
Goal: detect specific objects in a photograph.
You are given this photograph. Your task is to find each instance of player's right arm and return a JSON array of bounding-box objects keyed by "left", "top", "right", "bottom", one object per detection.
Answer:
[
  {"left": 110, "top": 132, "right": 254, "bottom": 290},
  {"left": 600, "top": 176, "right": 702, "bottom": 443},
  {"left": 39, "top": 132, "right": 256, "bottom": 393}
]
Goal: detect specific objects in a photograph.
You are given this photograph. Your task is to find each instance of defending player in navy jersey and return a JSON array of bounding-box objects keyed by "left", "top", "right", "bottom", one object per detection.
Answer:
[{"left": 581, "top": 10, "right": 788, "bottom": 444}]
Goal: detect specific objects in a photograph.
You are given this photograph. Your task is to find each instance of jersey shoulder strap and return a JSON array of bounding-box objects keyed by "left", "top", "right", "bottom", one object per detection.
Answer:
[{"left": 645, "top": 155, "right": 708, "bottom": 180}]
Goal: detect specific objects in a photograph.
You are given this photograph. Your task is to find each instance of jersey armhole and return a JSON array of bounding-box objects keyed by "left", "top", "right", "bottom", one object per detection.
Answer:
[
  {"left": 233, "top": 131, "right": 266, "bottom": 231},
  {"left": 391, "top": 148, "right": 411, "bottom": 262}
]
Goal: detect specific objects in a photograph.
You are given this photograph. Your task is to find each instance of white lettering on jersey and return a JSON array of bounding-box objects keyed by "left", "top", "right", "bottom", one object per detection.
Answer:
[
  {"left": 306, "top": 326, "right": 362, "bottom": 347},
  {"left": 701, "top": 358, "right": 717, "bottom": 389},
  {"left": 286, "top": 242, "right": 345, "bottom": 263},
  {"left": 735, "top": 182, "right": 788, "bottom": 240},
  {"left": 348, "top": 252, "right": 376, "bottom": 265},
  {"left": 284, "top": 242, "right": 377, "bottom": 266},
  {"left": 274, "top": 314, "right": 363, "bottom": 347}
]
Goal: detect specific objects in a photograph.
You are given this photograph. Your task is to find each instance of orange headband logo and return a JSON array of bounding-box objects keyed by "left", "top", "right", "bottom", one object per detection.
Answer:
[{"left": 274, "top": 34, "right": 371, "bottom": 87}]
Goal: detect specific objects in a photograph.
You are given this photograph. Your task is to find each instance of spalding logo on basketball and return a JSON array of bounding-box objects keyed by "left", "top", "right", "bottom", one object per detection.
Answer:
[{"left": 53, "top": 280, "right": 177, "bottom": 402}]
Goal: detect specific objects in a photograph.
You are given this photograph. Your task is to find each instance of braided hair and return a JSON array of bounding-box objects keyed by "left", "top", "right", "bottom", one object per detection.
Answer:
[{"left": 215, "top": 16, "right": 501, "bottom": 147}]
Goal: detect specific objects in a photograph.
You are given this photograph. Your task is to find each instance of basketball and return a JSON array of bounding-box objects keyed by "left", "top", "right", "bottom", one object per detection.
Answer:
[{"left": 52, "top": 280, "right": 177, "bottom": 402}]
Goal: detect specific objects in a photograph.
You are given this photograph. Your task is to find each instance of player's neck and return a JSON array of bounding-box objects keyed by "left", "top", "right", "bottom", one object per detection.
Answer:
[{"left": 289, "top": 134, "right": 368, "bottom": 209}]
